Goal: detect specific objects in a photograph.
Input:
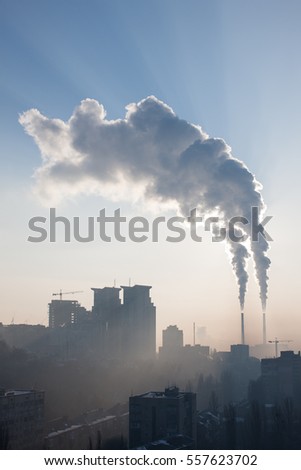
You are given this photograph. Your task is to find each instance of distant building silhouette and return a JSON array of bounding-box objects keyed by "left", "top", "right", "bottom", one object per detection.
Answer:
[
  {"left": 182, "top": 344, "right": 210, "bottom": 359},
  {"left": 159, "top": 325, "right": 183, "bottom": 360},
  {"left": 196, "top": 326, "right": 207, "bottom": 343},
  {"left": 91, "top": 287, "right": 122, "bottom": 358},
  {"left": 3, "top": 283, "right": 156, "bottom": 363},
  {"left": 261, "top": 351, "right": 301, "bottom": 407},
  {"left": 0, "top": 389, "right": 44, "bottom": 449},
  {"left": 129, "top": 386, "right": 196, "bottom": 449},
  {"left": 230, "top": 344, "right": 249, "bottom": 361},
  {"left": 48, "top": 299, "right": 88, "bottom": 328},
  {"left": 159, "top": 325, "right": 209, "bottom": 364},
  {"left": 215, "top": 344, "right": 260, "bottom": 404},
  {"left": 121, "top": 285, "right": 156, "bottom": 361},
  {"left": 250, "top": 343, "right": 274, "bottom": 360},
  {"left": 0, "top": 324, "right": 47, "bottom": 354},
  {"left": 91, "top": 285, "right": 156, "bottom": 361}
]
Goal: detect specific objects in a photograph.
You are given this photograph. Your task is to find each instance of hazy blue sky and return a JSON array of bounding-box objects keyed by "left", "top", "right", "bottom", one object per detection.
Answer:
[{"left": 1, "top": 0, "right": 301, "bottom": 349}]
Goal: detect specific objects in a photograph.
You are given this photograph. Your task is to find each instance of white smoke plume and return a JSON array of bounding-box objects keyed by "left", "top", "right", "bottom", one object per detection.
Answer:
[{"left": 19, "top": 96, "right": 271, "bottom": 309}]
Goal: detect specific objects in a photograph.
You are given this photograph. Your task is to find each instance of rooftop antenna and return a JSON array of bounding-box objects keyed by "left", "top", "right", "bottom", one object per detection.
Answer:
[
  {"left": 129, "top": 277, "right": 131, "bottom": 287},
  {"left": 114, "top": 279, "right": 116, "bottom": 287}
]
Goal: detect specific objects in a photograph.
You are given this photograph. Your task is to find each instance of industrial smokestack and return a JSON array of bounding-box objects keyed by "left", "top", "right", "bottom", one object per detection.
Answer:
[
  {"left": 262, "top": 311, "right": 267, "bottom": 344},
  {"left": 241, "top": 312, "right": 245, "bottom": 345},
  {"left": 193, "top": 322, "right": 195, "bottom": 346}
]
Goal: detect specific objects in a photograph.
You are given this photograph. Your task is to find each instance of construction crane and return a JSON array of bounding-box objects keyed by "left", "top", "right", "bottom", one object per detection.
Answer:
[
  {"left": 52, "top": 290, "right": 83, "bottom": 301},
  {"left": 268, "top": 338, "right": 293, "bottom": 358}
]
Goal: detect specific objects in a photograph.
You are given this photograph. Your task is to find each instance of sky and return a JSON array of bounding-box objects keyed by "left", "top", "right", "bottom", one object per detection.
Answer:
[{"left": 1, "top": 0, "right": 301, "bottom": 350}]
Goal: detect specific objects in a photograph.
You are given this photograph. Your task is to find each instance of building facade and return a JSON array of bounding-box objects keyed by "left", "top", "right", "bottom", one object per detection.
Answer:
[
  {"left": 129, "top": 386, "right": 196, "bottom": 448},
  {"left": 261, "top": 351, "right": 301, "bottom": 407},
  {"left": 48, "top": 299, "right": 88, "bottom": 328},
  {"left": 121, "top": 285, "right": 156, "bottom": 361},
  {"left": 0, "top": 389, "right": 44, "bottom": 449},
  {"left": 91, "top": 285, "right": 156, "bottom": 362},
  {"left": 159, "top": 325, "right": 183, "bottom": 361}
]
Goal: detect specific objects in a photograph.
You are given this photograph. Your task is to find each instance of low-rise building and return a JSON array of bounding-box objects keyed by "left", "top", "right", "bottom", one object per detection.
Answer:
[
  {"left": 129, "top": 386, "right": 196, "bottom": 449},
  {"left": 261, "top": 350, "right": 301, "bottom": 407},
  {"left": 0, "top": 389, "right": 44, "bottom": 449}
]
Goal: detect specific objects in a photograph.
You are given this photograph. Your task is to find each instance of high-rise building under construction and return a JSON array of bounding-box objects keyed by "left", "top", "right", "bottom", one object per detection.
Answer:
[{"left": 91, "top": 284, "right": 156, "bottom": 361}]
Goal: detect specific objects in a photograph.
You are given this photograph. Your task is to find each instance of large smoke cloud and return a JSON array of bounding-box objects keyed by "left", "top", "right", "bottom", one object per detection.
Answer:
[{"left": 19, "top": 96, "right": 270, "bottom": 309}]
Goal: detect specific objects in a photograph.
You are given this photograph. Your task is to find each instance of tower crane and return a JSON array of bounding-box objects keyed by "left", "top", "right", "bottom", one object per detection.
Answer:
[
  {"left": 268, "top": 338, "right": 293, "bottom": 357},
  {"left": 52, "top": 290, "right": 83, "bottom": 301}
]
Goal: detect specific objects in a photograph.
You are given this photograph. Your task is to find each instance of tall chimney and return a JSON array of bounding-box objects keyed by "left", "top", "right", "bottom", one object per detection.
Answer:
[
  {"left": 262, "top": 312, "right": 267, "bottom": 344},
  {"left": 193, "top": 322, "right": 195, "bottom": 346},
  {"left": 241, "top": 312, "right": 245, "bottom": 345}
]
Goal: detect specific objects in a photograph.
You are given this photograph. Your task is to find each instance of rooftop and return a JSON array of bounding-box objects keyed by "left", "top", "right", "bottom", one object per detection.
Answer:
[{"left": 133, "top": 386, "right": 190, "bottom": 400}]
